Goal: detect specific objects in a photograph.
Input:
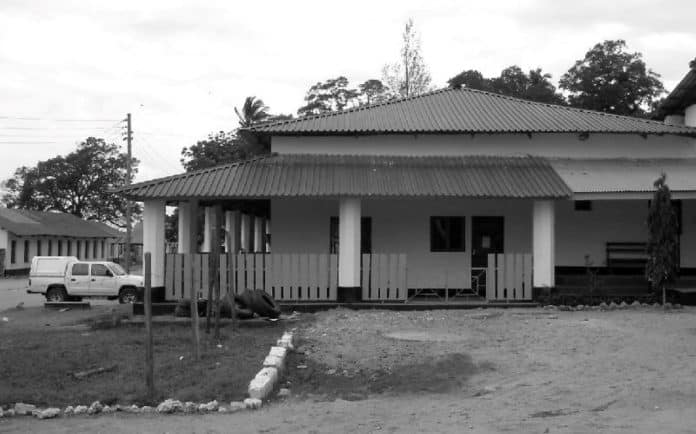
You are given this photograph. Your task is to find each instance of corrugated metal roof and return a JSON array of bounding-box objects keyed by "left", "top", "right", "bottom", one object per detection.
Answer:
[
  {"left": 655, "top": 67, "right": 696, "bottom": 119},
  {"left": 248, "top": 87, "right": 696, "bottom": 137},
  {"left": 118, "top": 154, "right": 572, "bottom": 200},
  {"left": 551, "top": 158, "right": 696, "bottom": 193},
  {"left": 0, "top": 208, "right": 123, "bottom": 237}
]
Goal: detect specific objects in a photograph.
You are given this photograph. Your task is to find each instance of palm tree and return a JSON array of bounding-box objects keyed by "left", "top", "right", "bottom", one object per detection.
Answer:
[{"left": 234, "top": 96, "right": 270, "bottom": 128}]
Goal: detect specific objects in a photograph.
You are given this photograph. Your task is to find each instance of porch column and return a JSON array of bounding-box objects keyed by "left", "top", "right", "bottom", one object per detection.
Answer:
[
  {"left": 338, "top": 197, "right": 361, "bottom": 302},
  {"left": 143, "top": 199, "right": 166, "bottom": 288},
  {"left": 265, "top": 220, "right": 271, "bottom": 253},
  {"left": 253, "top": 216, "right": 264, "bottom": 253},
  {"left": 224, "top": 210, "right": 241, "bottom": 253},
  {"left": 240, "top": 213, "right": 251, "bottom": 252},
  {"left": 533, "top": 200, "right": 555, "bottom": 288},
  {"left": 201, "top": 206, "right": 213, "bottom": 252},
  {"left": 178, "top": 200, "right": 199, "bottom": 254}
]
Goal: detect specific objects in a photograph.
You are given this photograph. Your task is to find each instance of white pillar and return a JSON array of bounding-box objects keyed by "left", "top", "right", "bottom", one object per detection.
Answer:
[
  {"left": 533, "top": 200, "right": 555, "bottom": 288},
  {"left": 178, "top": 200, "right": 198, "bottom": 253},
  {"left": 240, "top": 213, "right": 251, "bottom": 252},
  {"left": 254, "top": 216, "right": 264, "bottom": 253},
  {"left": 225, "top": 210, "right": 240, "bottom": 253},
  {"left": 685, "top": 104, "right": 696, "bottom": 128},
  {"left": 143, "top": 199, "right": 166, "bottom": 287},
  {"left": 201, "top": 206, "right": 213, "bottom": 252},
  {"left": 265, "top": 219, "right": 271, "bottom": 253},
  {"left": 338, "top": 197, "right": 361, "bottom": 288}
]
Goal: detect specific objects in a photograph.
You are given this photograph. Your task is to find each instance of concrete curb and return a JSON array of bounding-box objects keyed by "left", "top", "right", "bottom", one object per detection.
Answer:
[{"left": 247, "top": 331, "right": 294, "bottom": 404}]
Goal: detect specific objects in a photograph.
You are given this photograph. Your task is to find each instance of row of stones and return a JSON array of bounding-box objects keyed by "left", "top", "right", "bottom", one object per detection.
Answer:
[
  {"left": 543, "top": 301, "right": 684, "bottom": 311},
  {"left": 0, "top": 331, "right": 296, "bottom": 420}
]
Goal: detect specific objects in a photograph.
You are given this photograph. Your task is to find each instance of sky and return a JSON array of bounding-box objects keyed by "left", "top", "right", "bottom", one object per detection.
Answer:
[{"left": 1, "top": 0, "right": 695, "bottom": 184}]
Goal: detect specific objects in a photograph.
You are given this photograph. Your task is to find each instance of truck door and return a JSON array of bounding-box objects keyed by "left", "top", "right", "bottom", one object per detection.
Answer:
[
  {"left": 69, "top": 263, "right": 91, "bottom": 295},
  {"left": 90, "top": 263, "right": 117, "bottom": 295}
]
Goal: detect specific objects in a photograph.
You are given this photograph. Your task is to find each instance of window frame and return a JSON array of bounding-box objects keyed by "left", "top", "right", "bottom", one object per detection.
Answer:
[{"left": 430, "top": 216, "right": 467, "bottom": 252}]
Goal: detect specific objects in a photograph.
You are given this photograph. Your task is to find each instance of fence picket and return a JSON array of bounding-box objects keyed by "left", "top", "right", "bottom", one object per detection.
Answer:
[
  {"left": 361, "top": 254, "right": 370, "bottom": 300},
  {"left": 514, "top": 254, "right": 524, "bottom": 300},
  {"left": 486, "top": 254, "right": 496, "bottom": 301},
  {"left": 318, "top": 254, "right": 328, "bottom": 300},
  {"left": 308, "top": 254, "right": 318, "bottom": 300},
  {"left": 523, "top": 254, "right": 533, "bottom": 299},
  {"left": 388, "top": 254, "right": 398, "bottom": 300},
  {"left": 165, "top": 254, "right": 174, "bottom": 299},
  {"left": 219, "top": 254, "right": 228, "bottom": 297},
  {"left": 174, "top": 254, "right": 184, "bottom": 299},
  {"left": 329, "top": 254, "right": 338, "bottom": 300},
  {"left": 255, "top": 253, "right": 264, "bottom": 290},
  {"left": 397, "top": 254, "right": 407, "bottom": 300}
]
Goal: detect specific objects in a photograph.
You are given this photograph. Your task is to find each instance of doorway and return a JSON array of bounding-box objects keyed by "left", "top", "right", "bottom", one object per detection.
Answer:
[{"left": 471, "top": 216, "right": 504, "bottom": 268}]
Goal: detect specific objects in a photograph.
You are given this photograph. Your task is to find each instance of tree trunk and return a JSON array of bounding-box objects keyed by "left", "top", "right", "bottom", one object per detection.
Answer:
[{"left": 663, "top": 284, "right": 667, "bottom": 309}]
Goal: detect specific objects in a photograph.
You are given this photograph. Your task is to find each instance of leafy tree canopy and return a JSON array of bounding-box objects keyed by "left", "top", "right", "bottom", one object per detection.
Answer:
[
  {"left": 180, "top": 130, "right": 265, "bottom": 172},
  {"left": 1, "top": 137, "right": 139, "bottom": 228},
  {"left": 358, "top": 79, "right": 394, "bottom": 105},
  {"left": 382, "top": 18, "right": 432, "bottom": 98},
  {"left": 297, "top": 76, "right": 360, "bottom": 116},
  {"left": 559, "top": 39, "right": 665, "bottom": 116},
  {"left": 234, "top": 96, "right": 270, "bottom": 128},
  {"left": 448, "top": 66, "right": 566, "bottom": 104}
]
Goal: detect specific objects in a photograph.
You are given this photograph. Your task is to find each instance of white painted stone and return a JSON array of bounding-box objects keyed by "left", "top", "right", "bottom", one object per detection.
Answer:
[
  {"left": 229, "top": 401, "right": 246, "bottom": 412},
  {"left": 276, "top": 333, "right": 294, "bottom": 350},
  {"left": 73, "top": 405, "right": 89, "bottom": 415},
  {"left": 269, "top": 346, "right": 288, "bottom": 358},
  {"left": 248, "top": 367, "right": 279, "bottom": 400},
  {"left": 34, "top": 408, "right": 60, "bottom": 419},
  {"left": 156, "top": 399, "right": 183, "bottom": 414},
  {"left": 263, "top": 354, "right": 285, "bottom": 372},
  {"left": 14, "top": 403, "right": 36, "bottom": 415},
  {"left": 244, "top": 398, "right": 262, "bottom": 409}
]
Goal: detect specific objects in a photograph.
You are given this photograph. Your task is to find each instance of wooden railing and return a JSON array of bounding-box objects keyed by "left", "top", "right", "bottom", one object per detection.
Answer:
[
  {"left": 486, "top": 253, "right": 533, "bottom": 301},
  {"left": 361, "top": 253, "right": 408, "bottom": 301},
  {"left": 164, "top": 253, "right": 338, "bottom": 302}
]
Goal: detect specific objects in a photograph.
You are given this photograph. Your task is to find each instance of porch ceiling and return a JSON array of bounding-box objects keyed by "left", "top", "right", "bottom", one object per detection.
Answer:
[
  {"left": 116, "top": 154, "right": 573, "bottom": 201},
  {"left": 551, "top": 158, "right": 696, "bottom": 194}
]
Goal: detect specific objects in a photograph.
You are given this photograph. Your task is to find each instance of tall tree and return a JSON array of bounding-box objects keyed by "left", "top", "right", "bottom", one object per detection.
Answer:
[
  {"left": 234, "top": 96, "right": 270, "bottom": 128},
  {"left": 180, "top": 131, "right": 265, "bottom": 172},
  {"left": 297, "top": 76, "right": 360, "bottom": 116},
  {"left": 358, "top": 79, "right": 393, "bottom": 105},
  {"left": 448, "top": 66, "right": 565, "bottom": 104},
  {"left": 559, "top": 39, "right": 665, "bottom": 116},
  {"left": 646, "top": 174, "right": 679, "bottom": 307},
  {"left": 1, "top": 137, "right": 139, "bottom": 228},
  {"left": 382, "top": 18, "right": 432, "bottom": 98}
]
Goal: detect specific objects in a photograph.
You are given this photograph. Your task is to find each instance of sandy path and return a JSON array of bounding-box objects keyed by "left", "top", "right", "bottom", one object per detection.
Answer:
[{"left": 3, "top": 307, "right": 696, "bottom": 433}]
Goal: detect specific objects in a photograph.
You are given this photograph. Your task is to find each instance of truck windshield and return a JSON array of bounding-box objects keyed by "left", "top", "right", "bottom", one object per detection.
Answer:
[{"left": 110, "top": 264, "right": 127, "bottom": 276}]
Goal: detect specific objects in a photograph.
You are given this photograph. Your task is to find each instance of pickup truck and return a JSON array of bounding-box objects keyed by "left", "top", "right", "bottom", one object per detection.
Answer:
[{"left": 27, "top": 256, "right": 144, "bottom": 303}]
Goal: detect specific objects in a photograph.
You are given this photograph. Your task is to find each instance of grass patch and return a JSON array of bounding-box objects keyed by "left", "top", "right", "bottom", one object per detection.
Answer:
[{"left": 0, "top": 321, "right": 282, "bottom": 407}]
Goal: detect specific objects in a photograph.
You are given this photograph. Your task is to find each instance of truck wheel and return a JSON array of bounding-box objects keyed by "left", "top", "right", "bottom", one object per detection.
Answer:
[
  {"left": 46, "top": 287, "right": 67, "bottom": 302},
  {"left": 119, "top": 287, "right": 138, "bottom": 304}
]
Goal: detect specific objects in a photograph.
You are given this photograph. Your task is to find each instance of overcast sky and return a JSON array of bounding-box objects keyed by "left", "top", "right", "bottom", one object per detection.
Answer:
[{"left": 1, "top": 0, "right": 694, "bottom": 183}]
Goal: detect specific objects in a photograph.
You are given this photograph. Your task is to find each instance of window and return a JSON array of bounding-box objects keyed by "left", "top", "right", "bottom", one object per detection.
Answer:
[
  {"left": 93, "top": 241, "right": 97, "bottom": 259},
  {"left": 574, "top": 200, "right": 592, "bottom": 211},
  {"left": 430, "top": 216, "right": 466, "bottom": 252},
  {"left": 23, "top": 240, "right": 29, "bottom": 263},
  {"left": 91, "top": 264, "right": 110, "bottom": 276},
  {"left": 76, "top": 241, "right": 81, "bottom": 259},
  {"left": 100, "top": 241, "right": 105, "bottom": 259},
  {"left": 72, "top": 263, "right": 89, "bottom": 276},
  {"left": 329, "top": 217, "right": 372, "bottom": 254},
  {"left": 37, "top": 240, "right": 42, "bottom": 256},
  {"left": 48, "top": 240, "right": 53, "bottom": 256},
  {"left": 10, "top": 240, "right": 16, "bottom": 264},
  {"left": 67, "top": 240, "right": 72, "bottom": 256}
]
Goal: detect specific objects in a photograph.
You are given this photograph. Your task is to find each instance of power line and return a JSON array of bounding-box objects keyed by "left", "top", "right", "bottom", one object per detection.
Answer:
[{"left": 0, "top": 115, "right": 121, "bottom": 122}]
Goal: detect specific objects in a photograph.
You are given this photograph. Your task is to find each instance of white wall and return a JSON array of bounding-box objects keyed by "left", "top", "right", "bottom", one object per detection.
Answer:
[
  {"left": 1, "top": 235, "right": 115, "bottom": 271},
  {"left": 272, "top": 133, "right": 696, "bottom": 159},
  {"left": 271, "top": 198, "right": 532, "bottom": 289}
]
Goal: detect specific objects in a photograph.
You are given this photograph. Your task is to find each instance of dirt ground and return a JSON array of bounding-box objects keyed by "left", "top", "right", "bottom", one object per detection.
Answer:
[{"left": 3, "top": 306, "right": 696, "bottom": 433}]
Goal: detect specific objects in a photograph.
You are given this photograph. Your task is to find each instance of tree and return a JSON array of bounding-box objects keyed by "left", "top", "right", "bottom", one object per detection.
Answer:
[
  {"left": 358, "top": 79, "right": 393, "bottom": 105},
  {"left": 1, "top": 137, "right": 139, "bottom": 228},
  {"left": 234, "top": 96, "right": 270, "bottom": 128},
  {"left": 448, "top": 66, "right": 566, "bottom": 104},
  {"left": 646, "top": 174, "right": 679, "bottom": 307},
  {"left": 180, "top": 130, "right": 265, "bottom": 172},
  {"left": 297, "top": 76, "right": 360, "bottom": 116},
  {"left": 559, "top": 39, "right": 665, "bottom": 116},
  {"left": 382, "top": 18, "right": 432, "bottom": 98}
]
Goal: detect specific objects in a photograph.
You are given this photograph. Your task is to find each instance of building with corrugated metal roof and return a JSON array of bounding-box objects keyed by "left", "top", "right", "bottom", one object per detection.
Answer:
[
  {"left": 117, "top": 82, "right": 696, "bottom": 304},
  {"left": 0, "top": 207, "right": 122, "bottom": 275}
]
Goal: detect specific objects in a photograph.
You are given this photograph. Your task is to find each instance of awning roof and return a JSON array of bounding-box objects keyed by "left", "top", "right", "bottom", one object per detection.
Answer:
[
  {"left": 118, "top": 154, "right": 572, "bottom": 200},
  {"left": 0, "top": 208, "right": 122, "bottom": 238},
  {"left": 551, "top": 158, "right": 696, "bottom": 193}
]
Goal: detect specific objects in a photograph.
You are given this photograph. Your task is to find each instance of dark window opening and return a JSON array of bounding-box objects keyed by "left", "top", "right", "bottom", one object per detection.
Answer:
[
  {"left": 72, "top": 263, "right": 89, "bottom": 276},
  {"left": 329, "top": 217, "right": 372, "bottom": 254},
  {"left": 10, "top": 240, "right": 16, "bottom": 264},
  {"left": 574, "top": 200, "right": 592, "bottom": 211},
  {"left": 430, "top": 216, "right": 466, "bottom": 252},
  {"left": 67, "top": 240, "right": 72, "bottom": 256},
  {"left": 58, "top": 240, "right": 63, "bottom": 256},
  {"left": 76, "top": 241, "right": 81, "bottom": 259},
  {"left": 23, "top": 240, "right": 29, "bottom": 263},
  {"left": 37, "top": 240, "right": 42, "bottom": 256}
]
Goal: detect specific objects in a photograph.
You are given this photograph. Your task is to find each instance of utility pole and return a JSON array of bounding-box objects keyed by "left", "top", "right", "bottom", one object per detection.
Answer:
[{"left": 124, "top": 113, "right": 132, "bottom": 274}]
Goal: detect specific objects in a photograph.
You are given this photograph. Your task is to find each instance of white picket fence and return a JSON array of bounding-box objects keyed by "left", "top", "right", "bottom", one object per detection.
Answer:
[
  {"left": 485, "top": 253, "right": 533, "bottom": 301},
  {"left": 361, "top": 253, "right": 408, "bottom": 301}
]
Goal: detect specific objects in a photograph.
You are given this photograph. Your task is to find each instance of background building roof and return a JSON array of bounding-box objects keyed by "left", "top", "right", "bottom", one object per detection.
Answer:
[
  {"left": 248, "top": 87, "right": 696, "bottom": 137},
  {"left": 118, "top": 153, "right": 572, "bottom": 200},
  {"left": 0, "top": 208, "right": 122, "bottom": 238},
  {"left": 655, "top": 67, "right": 696, "bottom": 119}
]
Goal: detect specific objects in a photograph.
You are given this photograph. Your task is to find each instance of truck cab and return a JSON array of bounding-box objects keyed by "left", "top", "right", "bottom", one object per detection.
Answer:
[{"left": 28, "top": 256, "right": 143, "bottom": 303}]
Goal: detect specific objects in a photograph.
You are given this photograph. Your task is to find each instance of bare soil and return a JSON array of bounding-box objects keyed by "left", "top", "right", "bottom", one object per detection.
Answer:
[{"left": 3, "top": 306, "right": 696, "bottom": 433}]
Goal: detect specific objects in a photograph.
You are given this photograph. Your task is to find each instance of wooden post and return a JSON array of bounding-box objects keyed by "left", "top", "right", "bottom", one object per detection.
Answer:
[
  {"left": 226, "top": 230, "right": 238, "bottom": 332},
  {"left": 144, "top": 252, "right": 154, "bottom": 398},
  {"left": 189, "top": 256, "right": 201, "bottom": 361},
  {"left": 212, "top": 205, "right": 222, "bottom": 340}
]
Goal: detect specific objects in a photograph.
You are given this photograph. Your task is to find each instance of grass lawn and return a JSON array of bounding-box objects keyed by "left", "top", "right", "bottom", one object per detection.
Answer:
[{"left": 0, "top": 307, "right": 283, "bottom": 407}]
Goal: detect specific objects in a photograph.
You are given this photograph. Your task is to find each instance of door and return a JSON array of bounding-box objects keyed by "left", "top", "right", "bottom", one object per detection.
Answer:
[
  {"left": 90, "top": 263, "right": 117, "bottom": 295},
  {"left": 471, "top": 216, "right": 504, "bottom": 268},
  {"left": 68, "top": 263, "right": 91, "bottom": 295}
]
